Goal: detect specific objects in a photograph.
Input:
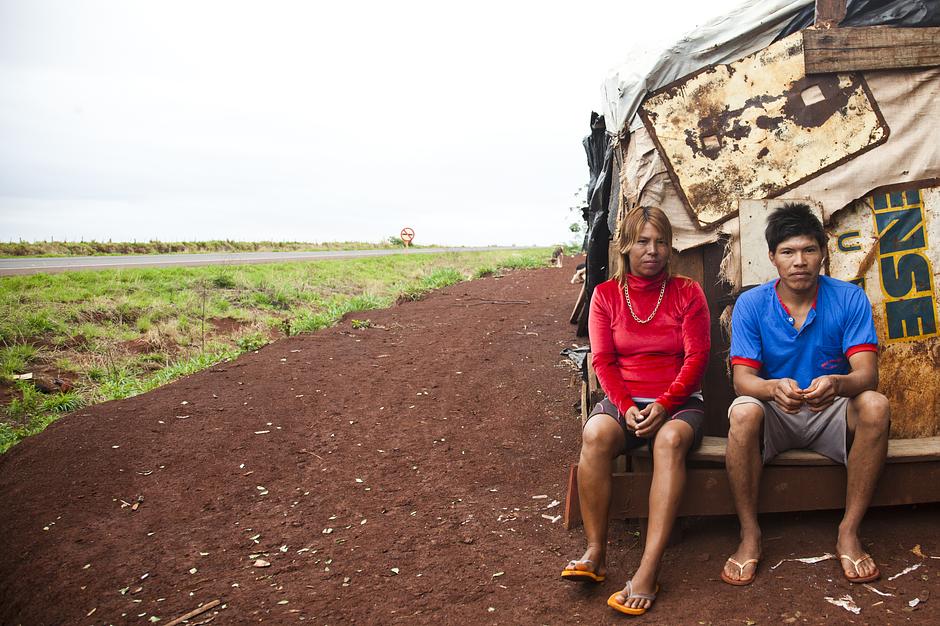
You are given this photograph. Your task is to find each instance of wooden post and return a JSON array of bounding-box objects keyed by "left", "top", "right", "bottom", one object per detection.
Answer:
[{"left": 815, "top": 0, "right": 846, "bottom": 29}]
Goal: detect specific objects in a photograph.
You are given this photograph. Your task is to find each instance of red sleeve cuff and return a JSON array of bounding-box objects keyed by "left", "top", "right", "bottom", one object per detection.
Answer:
[
  {"left": 730, "top": 356, "right": 762, "bottom": 370},
  {"left": 846, "top": 343, "right": 878, "bottom": 357}
]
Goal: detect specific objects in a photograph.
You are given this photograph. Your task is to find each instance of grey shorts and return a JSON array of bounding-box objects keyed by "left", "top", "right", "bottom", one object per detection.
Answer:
[
  {"left": 587, "top": 396, "right": 705, "bottom": 455},
  {"left": 728, "top": 395, "right": 849, "bottom": 464}
]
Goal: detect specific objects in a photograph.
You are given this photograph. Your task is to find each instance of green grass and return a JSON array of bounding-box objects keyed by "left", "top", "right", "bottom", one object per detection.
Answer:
[{"left": 0, "top": 248, "right": 551, "bottom": 453}]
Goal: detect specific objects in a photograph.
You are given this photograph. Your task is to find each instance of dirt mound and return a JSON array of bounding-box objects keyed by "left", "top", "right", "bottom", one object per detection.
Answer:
[{"left": 1, "top": 264, "right": 937, "bottom": 624}]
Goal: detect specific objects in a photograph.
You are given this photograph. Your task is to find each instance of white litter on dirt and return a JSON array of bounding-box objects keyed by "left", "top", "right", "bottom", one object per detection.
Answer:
[
  {"left": 909, "top": 598, "right": 921, "bottom": 608},
  {"left": 863, "top": 584, "right": 894, "bottom": 597},
  {"left": 770, "top": 553, "right": 836, "bottom": 570},
  {"left": 887, "top": 562, "right": 922, "bottom": 581},
  {"left": 824, "top": 594, "right": 861, "bottom": 614}
]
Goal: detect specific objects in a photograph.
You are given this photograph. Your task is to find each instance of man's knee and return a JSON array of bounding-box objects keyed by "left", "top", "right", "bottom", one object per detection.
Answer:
[
  {"left": 728, "top": 402, "right": 763, "bottom": 440},
  {"left": 852, "top": 391, "right": 890, "bottom": 433},
  {"left": 581, "top": 416, "right": 622, "bottom": 457}
]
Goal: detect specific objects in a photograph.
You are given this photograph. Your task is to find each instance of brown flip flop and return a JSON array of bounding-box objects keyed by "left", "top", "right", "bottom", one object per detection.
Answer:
[
  {"left": 839, "top": 553, "right": 880, "bottom": 584},
  {"left": 721, "top": 557, "right": 759, "bottom": 586}
]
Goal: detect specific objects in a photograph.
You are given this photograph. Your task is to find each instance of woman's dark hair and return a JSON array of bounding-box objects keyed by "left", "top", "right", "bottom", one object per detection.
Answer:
[{"left": 765, "top": 202, "right": 827, "bottom": 253}]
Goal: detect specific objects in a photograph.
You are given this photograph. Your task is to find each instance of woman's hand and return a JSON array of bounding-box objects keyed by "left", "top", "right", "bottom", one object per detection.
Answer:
[
  {"left": 634, "top": 402, "right": 667, "bottom": 438},
  {"left": 624, "top": 406, "right": 643, "bottom": 432}
]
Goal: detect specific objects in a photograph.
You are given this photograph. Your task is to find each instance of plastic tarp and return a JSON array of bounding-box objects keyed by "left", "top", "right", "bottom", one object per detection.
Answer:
[
  {"left": 601, "top": 0, "right": 940, "bottom": 135},
  {"left": 579, "top": 113, "right": 613, "bottom": 337},
  {"left": 601, "top": 0, "right": 813, "bottom": 135},
  {"left": 777, "top": 0, "right": 940, "bottom": 37}
]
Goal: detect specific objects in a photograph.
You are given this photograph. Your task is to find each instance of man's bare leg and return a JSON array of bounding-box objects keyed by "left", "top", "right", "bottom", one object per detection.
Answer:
[
  {"left": 566, "top": 414, "right": 625, "bottom": 578},
  {"left": 722, "top": 402, "right": 764, "bottom": 582},
  {"left": 612, "top": 420, "right": 693, "bottom": 611},
  {"left": 837, "top": 390, "right": 890, "bottom": 580}
]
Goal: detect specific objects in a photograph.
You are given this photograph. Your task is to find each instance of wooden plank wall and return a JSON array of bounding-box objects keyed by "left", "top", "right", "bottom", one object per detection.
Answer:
[
  {"left": 804, "top": 27, "right": 940, "bottom": 74},
  {"left": 675, "top": 242, "right": 735, "bottom": 436}
]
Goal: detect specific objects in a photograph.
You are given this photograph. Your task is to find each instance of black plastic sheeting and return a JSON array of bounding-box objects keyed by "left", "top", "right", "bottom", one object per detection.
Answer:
[
  {"left": 777, "top": 0, "right": 940, "bottom": 38},
  {"left": 577, "top": 113, "right": 613, "bottom": 337}
]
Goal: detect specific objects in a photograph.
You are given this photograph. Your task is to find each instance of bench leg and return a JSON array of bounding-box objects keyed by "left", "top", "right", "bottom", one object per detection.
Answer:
[{"left": 563, "top": 463, "right": 581, "bottom": 529}]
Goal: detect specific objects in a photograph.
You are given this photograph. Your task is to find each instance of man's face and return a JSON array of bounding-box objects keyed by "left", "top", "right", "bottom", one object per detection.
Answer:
[{"left": 769, "top": 234, "right": 824, "bottom": 292}]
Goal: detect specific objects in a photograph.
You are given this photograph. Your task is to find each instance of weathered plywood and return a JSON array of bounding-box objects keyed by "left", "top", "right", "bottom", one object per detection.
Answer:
[
  {"left": 828, "top": 185, "right": 940, "bottom": 437},
  {"left": 804, "top": 26, "right": 940, "bottom": 74},
  {"left": 639, "top": 32, "right": 889, "bottom": 227},
  {"left": 738, "top": 198, "right": 824, "bottom": 286}
]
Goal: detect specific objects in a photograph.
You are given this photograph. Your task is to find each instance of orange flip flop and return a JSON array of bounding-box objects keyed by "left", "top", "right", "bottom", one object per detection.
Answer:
[
  {"left": 561, "top": 559, "right": 605, "bottom": 583},
  {"left": 720, "top": 557, "right": 759, "bottom": 586},
  {"left": 839, "top": 554, "right": 880, "bottom": 584},
  {"left": 607, "top": 581, "right": 660, "bottom": 616}
]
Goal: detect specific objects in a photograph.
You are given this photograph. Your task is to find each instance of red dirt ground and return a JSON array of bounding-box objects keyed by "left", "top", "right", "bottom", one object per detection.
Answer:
[{"left": 1, "top": 264, "right": 937, "bottom": 625}]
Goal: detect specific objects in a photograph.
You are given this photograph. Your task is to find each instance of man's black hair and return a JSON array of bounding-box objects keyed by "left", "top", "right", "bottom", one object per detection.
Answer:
[{"left": 765, "top": 202, "right": 827, "bottom": 253}]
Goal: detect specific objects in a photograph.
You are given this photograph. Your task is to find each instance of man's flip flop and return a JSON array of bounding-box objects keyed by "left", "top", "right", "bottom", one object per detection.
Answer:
[
  {"left": 607, "top": 581, "right": 660, "bottom": 616},
  {"left": 561, "top": 559, "right": 605, "bottom": 583},
  {"left": 839, "top": 553, "right": 880, "bottom": 584},
  {"left": 720, "top": 557, "right": 759, "bottom": 586}
]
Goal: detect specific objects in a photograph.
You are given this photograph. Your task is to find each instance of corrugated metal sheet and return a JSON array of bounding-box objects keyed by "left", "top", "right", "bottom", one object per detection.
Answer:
[
  {"left": 639, "top": 32, "right": 890, "bottom": 228},
  {"left": 828, "top": 184, "right": 940, "bottom": 437}
]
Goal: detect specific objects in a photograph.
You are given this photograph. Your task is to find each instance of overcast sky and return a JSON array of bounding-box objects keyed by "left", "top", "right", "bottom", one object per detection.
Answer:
[{"left": 0, "top": 0, "right": 743, "bottom": 246}]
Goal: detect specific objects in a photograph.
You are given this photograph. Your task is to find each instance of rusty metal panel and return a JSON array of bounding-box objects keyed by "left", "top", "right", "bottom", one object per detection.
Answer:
[
  {"left": 828, "top": 184, "right": 940, "bottom": 437},
  {"left": 639, "top": 32, "right": 890, "bottom": 228}
]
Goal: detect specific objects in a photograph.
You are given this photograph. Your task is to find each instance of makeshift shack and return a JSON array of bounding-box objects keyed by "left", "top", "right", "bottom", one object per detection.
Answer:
[{"left": 566, "top": 0, "right": 940, "bottom": 526}]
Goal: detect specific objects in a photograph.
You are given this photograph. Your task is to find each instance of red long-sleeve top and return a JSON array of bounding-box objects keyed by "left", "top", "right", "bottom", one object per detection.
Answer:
[{"left": 589, "top": 272, "right": 711, "bottom": 415}]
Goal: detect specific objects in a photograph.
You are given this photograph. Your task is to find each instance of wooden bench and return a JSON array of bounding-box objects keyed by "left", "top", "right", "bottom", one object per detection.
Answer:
[{"left": 563, "top": 435, "right": 940, "bottom": 529}]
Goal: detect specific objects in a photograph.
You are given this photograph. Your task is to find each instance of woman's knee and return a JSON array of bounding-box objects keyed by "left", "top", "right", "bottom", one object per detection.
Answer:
[
  {"left": 581, "top": 415, "right": 622, "bottom": 457},
  {"left": 653, "top": 421, "right": 692, "bottom": 456},
  {"left": 728, "top": 402, "right": 763, "bottom": 438}
]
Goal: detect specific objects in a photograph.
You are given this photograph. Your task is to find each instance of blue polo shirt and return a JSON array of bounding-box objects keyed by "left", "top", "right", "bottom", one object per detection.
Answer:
[{"left": 729, "top": 275, "right": 878, "bottom": 389}]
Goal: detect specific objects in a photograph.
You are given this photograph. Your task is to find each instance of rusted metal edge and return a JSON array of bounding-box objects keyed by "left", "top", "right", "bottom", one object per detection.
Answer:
[
  {"left": 764, "top": 73, "right": 891, "bottom": 201},
  {"left": 636, "top": 103, "right": 714, "bottom": 230}
]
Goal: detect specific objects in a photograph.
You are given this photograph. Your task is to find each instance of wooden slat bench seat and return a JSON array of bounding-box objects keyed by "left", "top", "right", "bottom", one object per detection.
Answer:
[{"left": 563, "top": 435, "right": 940, "bottom": 529}]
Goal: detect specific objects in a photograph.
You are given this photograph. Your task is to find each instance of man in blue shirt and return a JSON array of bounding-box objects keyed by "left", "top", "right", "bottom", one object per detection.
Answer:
[{"left": 721, "top": 203, "right": 890, "bottom": 587}]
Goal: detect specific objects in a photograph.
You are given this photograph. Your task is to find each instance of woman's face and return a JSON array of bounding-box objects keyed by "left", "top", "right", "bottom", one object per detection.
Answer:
[{"left": 627, "top": 221, "right": 669, "bottom": 278}]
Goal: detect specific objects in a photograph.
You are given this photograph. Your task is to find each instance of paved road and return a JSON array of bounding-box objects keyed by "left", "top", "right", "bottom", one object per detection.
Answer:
[{"left": 0, "top": 247, "right": 528, "bottom": 276}]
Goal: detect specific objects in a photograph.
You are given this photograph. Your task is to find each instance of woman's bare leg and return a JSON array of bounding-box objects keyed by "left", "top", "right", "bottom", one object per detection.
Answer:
[
  {"left": 613, "top": 420, "right": 693, "bottom": 610},
  {"left": 567, "top": 414, "right": 626, "bottom": 577}
]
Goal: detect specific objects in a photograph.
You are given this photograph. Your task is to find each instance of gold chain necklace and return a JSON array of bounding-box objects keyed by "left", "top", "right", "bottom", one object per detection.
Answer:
[{"left": 623, "top": 278, "right": 668, "bottom": 324}]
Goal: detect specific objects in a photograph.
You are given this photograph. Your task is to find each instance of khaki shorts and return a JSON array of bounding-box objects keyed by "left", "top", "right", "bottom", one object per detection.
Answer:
[{"left": 728, "top": 396, "right": 849, "bottom": 465}]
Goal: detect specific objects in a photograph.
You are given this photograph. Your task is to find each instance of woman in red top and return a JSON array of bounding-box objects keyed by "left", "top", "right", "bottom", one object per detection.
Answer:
[{"left": 561, "top": 206, "right": 711, "bottom": 616}]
